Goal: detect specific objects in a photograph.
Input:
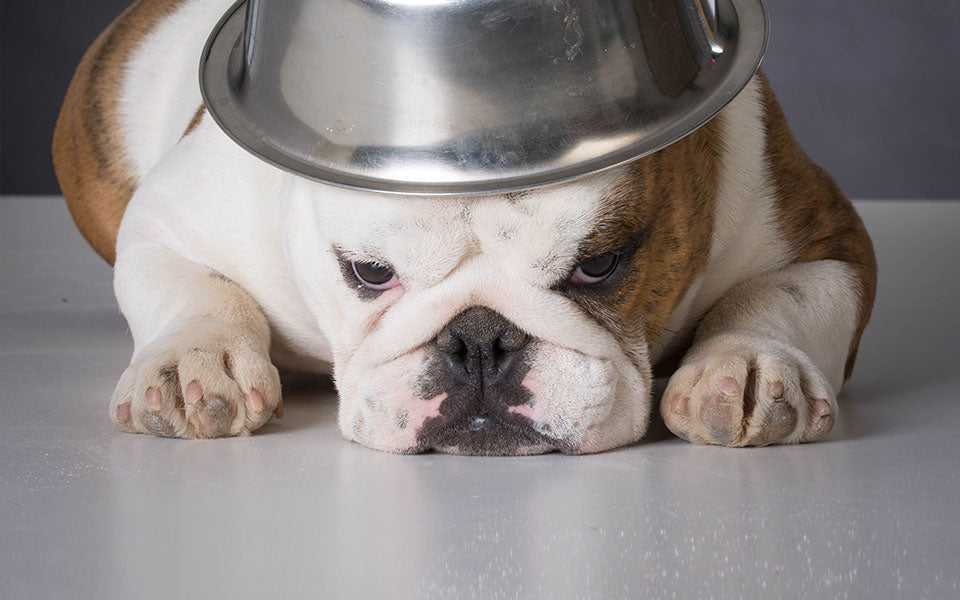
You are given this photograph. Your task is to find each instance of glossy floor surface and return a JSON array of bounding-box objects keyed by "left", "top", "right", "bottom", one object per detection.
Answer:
[{"left": 1, "top": 197, "right": 958, "bottom": 599}]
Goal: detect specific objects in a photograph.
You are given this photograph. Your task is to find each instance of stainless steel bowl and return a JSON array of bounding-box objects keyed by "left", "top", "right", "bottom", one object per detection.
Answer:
[{"left": 200, "top": 0, "right": 768, "bottom": 195}]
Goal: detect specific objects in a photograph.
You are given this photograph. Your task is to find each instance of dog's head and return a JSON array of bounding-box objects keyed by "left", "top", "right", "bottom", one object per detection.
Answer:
[{"left": 284, "top": 132, "right": 716, "bottom": 455}]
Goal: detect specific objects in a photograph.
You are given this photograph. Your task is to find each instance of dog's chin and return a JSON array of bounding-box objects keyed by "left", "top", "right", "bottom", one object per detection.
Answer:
[
  {"left": 416, "top": 415, "right": 561, "bottom": 456},
  {"left": 432, "top": 443, "right": 557, "bottom": 456}
]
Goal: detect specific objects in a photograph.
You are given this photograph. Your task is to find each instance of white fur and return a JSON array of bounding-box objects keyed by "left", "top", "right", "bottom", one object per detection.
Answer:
[
  {"left": 118, "top": 0, "right": 235, "bottom": 179},
  {"left": 693, "top": 260, "right": 861, "bottom": 392}
]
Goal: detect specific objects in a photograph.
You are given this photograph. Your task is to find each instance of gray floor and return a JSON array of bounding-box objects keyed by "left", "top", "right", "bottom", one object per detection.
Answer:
[{"left": 1, "top": 196, "right": 958, "bottom": 599}]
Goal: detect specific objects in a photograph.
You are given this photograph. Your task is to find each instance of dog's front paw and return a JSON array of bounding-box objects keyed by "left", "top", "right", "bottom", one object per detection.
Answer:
[
  {"left": 110, "top": 323, "right": 281, "bottom": 438},
  {"left": 661, "top": 334, "right": 836, "bottom": 446}
]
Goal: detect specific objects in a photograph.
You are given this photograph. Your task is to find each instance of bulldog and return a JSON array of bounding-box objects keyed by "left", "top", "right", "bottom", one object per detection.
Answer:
[{"left": 53, "top": 0, "right": 876, "bottom": 454}]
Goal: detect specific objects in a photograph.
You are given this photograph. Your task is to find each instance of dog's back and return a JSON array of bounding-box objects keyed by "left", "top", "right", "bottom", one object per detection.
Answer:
[{"left": 52, "top": 0, "right": 227, "bottom": 263}]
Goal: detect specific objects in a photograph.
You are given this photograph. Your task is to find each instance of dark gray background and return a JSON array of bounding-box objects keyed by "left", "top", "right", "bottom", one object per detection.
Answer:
[{"left": 1, "top": 0, "right": 958, "bottom": 198}]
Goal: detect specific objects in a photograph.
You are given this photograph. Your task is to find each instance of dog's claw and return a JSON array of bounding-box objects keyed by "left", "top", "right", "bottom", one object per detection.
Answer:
[{"left": 116, "top": 402, "right": 132, "bottom": 424}]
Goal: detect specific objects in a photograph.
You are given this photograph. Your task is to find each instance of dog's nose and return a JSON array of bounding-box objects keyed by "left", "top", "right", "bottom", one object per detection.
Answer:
[{"left": 435, "top": 307, "right": 528, "bottom": 383}]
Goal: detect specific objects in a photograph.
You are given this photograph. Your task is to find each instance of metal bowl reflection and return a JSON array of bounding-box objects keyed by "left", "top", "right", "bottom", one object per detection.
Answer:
[{"left": 200, "top": 0, "right": 768, "bottom": 195}]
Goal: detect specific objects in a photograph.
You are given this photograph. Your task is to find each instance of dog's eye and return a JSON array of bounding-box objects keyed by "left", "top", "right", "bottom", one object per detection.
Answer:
[
  {"left": 352, "top": 261, "right": 398, "bottom": 290},
  {"left": 571, "top": 252, "right": 620, "bottom": 285}
]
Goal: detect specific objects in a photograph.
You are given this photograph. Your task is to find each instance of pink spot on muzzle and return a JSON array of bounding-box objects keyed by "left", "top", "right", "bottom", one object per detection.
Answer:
[
  {"left": 410, "top": 392, "right": 447, "bottom": 430},
  {"left": 507, "top": 403, "right": 535, "bottom": 419},
  {"left": 512, "top": 369, "right": 547, "bottom": 422},
  {"left": 521, "top": 369, "right": 543, "bottom": 397}
]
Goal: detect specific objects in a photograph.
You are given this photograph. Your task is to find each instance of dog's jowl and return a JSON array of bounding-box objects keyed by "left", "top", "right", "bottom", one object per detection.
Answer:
[{"left": 53, "top": 0, "right": 876, "bottom": 454}]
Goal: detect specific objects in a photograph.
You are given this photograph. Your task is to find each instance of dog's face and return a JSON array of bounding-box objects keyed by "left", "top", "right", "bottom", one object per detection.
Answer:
[{"left": 283, "top": 149, "right": 713, "bottom": 454}]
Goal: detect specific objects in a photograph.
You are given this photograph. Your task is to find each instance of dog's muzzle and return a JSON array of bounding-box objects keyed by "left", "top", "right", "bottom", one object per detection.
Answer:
[{"left": 415, "top": 307, "right": 552, "bottom": 454}]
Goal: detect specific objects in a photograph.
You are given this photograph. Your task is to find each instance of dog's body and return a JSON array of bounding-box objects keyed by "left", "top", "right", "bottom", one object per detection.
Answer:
[{"left": 54, "top": 0, "right": 876, "bottom": 454}]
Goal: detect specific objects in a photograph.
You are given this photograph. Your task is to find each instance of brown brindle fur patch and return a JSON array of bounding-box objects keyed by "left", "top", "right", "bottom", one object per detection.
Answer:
[
  {"left": 183, "top": 104, "right": 206, "bottom": 137},
  {"left": 582, "top": 73, "right": 875, "bottom": 382},
  {"left": 52, "top": 0, "right": 186, "bottom": 265},
  {"left": 569, "top": 116, "right": 724, "bottom": 357},
  {"left": 758, "top": 73, "right": 877, "bottom": 379}
]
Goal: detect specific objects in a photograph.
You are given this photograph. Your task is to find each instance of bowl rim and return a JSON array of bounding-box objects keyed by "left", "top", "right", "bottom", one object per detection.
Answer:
[{"left": 199, "top": 0, "right": 769, "bottom": 196}]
